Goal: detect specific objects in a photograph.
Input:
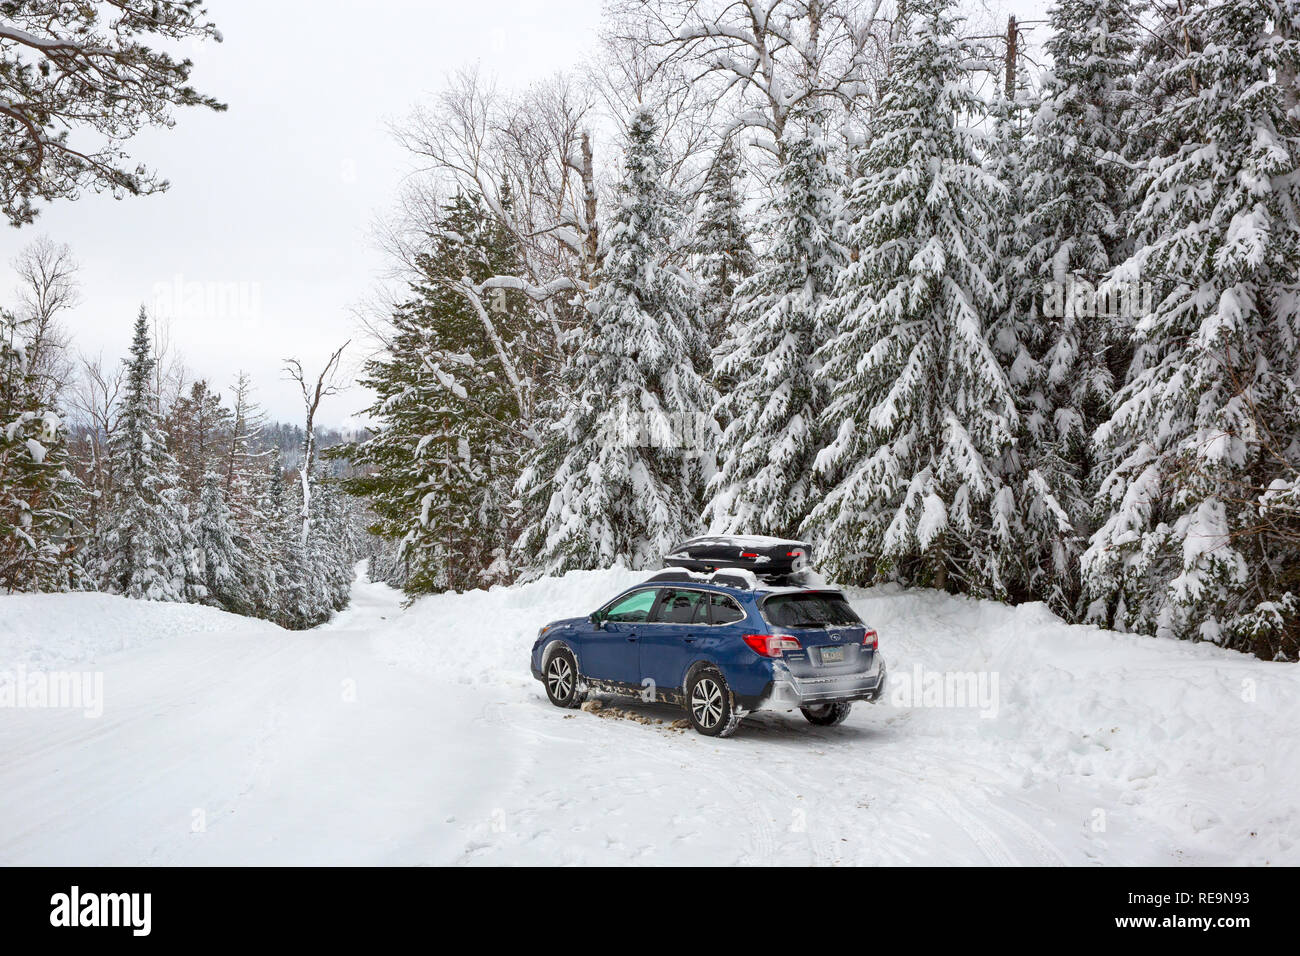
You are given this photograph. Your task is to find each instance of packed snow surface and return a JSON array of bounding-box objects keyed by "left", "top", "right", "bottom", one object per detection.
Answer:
[{"left": 1, "top": 565, "right": 1295, "bottom": 865}]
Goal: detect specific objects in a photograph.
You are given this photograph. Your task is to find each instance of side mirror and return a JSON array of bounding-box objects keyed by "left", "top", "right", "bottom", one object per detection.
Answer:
[{"left": 589, "top": 611, "right": 603, "bottom": 629}]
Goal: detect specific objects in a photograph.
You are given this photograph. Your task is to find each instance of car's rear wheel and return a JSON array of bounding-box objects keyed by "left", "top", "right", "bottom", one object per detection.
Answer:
[
  {"left": 801, "top": 701, "right": 852, "bottom": 726},
  {"left": 686, "top": 667, "right": 741, "bottom": 738},
  {"left": 543, "top": 647, "right": 584, "bottom": 708}
]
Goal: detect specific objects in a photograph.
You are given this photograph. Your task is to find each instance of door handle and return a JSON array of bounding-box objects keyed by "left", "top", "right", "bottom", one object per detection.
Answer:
[
  {"left": 684, "top": 634, "right": 698, "bottom": 644},
  {"left": 626, "top": 634, "right": 638, "bottom": 642}
]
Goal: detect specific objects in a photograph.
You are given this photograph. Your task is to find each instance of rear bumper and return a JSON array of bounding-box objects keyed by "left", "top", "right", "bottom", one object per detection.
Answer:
[{"left": 739, "top": 656, "right": 887, "bottom": 712}]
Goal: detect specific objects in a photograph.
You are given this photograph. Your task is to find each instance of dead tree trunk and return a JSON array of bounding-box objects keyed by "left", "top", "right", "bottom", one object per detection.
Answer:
[
  {"left": 581, "top": 131, "right": 600, "bottom": 281},
  {"left": 283, "top": 342, "right": 349, "bottom": 548},
  {"left": 1005, "top": 16, "right": 1017, "bottom": 100}
]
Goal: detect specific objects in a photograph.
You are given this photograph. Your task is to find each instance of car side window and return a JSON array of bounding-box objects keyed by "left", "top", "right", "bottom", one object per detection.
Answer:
[
  {"left": 691, "top": 599, "right": 710, "bottom": 625},
  {"left": 708, "top": 593, "right": 745, "bottom": 625},
  {"left": 603, "top": 589, "right": 658, "bottom": 623},
  {"left": 650, "top": 588, "right": 704, "bottom": 625}
]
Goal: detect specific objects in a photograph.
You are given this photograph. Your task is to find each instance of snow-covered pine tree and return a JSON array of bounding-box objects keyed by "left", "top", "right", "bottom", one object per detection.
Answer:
[
  {"left": 693, "top": 140, "right": 755, "bottom": 346},
  {"left": 1002, "top": 0, "right": 1141, "bottom": 609},
  {"left": 195, "top": 469, "right": 245, "bottom": 612},
  {"left": 516, "top": 108, "right": 716, "bottom": 574},
  {"left": 102, "top": 308, "right": 188, "bottom": 602},
  {"left": 308, "top": 475, "right": 354, "bottom": 615},
  {"left": 265, "top": 451, "right": 313, "bottom": 628},
  {"left": 978, "top": 25, "right": 1097, "bottom": 612},
  {"left": 0, "top": 307, "right": 81, "bottom": 590},
  {"left": 803, "top": 3, "right": 1019, "bottom": 594},
  {"left": 1082, "top": 0, "right": 1300, "bottom": 659},
  {"left": 178, "top": 495, "right": 204, "bottom": 604},
  {"left": 168, "top": 379, "right": 232, "bottom": 502},
  {"left": 704, "top": 125, "right": 843, "bottom": 538},
  {"left": 223, "top": 373, "right": 275, "bottom": 614},
  {"left": 223, "top": 373, "right": 267, "bottom": 503},
  {"left": 0, "top": 0, "right": 224, "bottom": 227},
  {"left": 259, "top": 450, "right": 289, "bottom": 616},
  {"left": 339, "top": 191, "right": 528, "bottom": 594}
]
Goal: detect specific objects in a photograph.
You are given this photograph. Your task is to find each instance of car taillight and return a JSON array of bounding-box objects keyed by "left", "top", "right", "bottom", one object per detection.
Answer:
[
  {"left": 786, "top": 550, "right": 803, "bottom": 557},
  {"left": 743, "top": 633, "right": 801, "bottom": 658},
  {"left": 740, "top": 551, "right": 759, "bottom": 557},
  {"left": 862, "top": 628, "right": 879, "bottom": 650}
]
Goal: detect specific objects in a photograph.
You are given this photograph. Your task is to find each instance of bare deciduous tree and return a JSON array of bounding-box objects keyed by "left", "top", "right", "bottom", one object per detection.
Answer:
[
  {"left": 149, "top": 315, "right": 189, "bottom": 418},
  {"left": 607, "top": 0, "right": 892, "bottom": 162},
  {"left": 284, "top": 342, "right": 349, "bottom": 546},
  {"left": 66, "top": 351, "right": 123, "bottom": 553},
  {"left": 9, "top": 235, "right": 79, "bottom": 405}
]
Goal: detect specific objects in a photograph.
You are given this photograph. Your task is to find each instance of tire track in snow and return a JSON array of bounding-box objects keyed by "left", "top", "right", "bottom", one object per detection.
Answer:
[
  {"left": 924, "top": 786, "right": 1019, "bottom": 866},
  {"left": 474, "top": 695, "right": 789, "bottom": 864}
]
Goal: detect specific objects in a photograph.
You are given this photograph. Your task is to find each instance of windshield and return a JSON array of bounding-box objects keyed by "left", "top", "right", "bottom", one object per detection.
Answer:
[{"left": 762, "top": 592, "right": 861, "bottom": 628}]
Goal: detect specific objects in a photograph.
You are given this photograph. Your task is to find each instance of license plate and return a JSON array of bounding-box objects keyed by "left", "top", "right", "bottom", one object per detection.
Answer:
[{"left": 820, "top": 646, "right": 845, "bottom": 663}]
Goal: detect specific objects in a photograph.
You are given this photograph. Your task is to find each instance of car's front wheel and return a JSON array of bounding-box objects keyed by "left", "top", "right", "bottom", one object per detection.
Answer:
[
  {"left": 801, "top": 701, "right": 852, "bottom": 726},
  {"left": 686, "top": 666, "right": 741, "bottom": 738},
  {"left": 543, "top": 647, "right": 584, "bottom": 708}
]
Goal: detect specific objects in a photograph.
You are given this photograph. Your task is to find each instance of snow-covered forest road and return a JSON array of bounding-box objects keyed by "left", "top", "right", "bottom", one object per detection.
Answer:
[{"left": 1, "top": 566, "right": 1296, "bottom": 865}]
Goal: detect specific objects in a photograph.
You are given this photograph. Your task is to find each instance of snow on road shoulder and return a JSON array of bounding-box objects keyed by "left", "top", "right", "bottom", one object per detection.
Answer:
[
  {"left": 851, "top": 586, "right": 1300, "bottom": 864},
  {"left": 0, "top": 592, "right": 285, "bottom": 669}
]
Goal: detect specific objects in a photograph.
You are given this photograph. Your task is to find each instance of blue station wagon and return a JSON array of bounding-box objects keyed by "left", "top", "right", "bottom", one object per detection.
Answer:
[{"left": 529, "top": 551, "right": 887, "bottom": 738}]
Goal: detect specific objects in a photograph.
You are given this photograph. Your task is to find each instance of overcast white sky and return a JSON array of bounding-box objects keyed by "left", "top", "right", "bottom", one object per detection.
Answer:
[{"left": 0, "top": 0, "right": 1046, "bottom": 428}]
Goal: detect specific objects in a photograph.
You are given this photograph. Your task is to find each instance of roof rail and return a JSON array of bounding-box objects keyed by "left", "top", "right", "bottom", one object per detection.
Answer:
[{"left": 643, "top": 568, "right": 756, "bottom": 590}]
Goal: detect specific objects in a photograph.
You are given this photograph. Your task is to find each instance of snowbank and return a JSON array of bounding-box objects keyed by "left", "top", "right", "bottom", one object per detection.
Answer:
[
  {"left": 370, "top": 566, "right": 649, "bottom": 686},
  {"left": 0, "top": 592, "right": 284, "bottom": 669},
  {"left": 850, "top": 586, "right": 1299, "bottom": 865}
]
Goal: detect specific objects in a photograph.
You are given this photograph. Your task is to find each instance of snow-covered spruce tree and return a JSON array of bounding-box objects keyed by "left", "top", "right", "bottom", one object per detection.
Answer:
[
  {"left": 237, "top": 466, "right": 277, "bottom": 617},
  {"left": 803, "top": 4, "right": 1023, "bottom": 595},
  {"left": 1082, "top": 0, "right": 1300, "bottom": 659},
  {"left": 0, "top": 307, "right": 80, "bottom": 590},
  {"left": 178, "top": 495, "right": 204, "bottom": 604},
  {"left": 1010, "top": 0, "right": 1140, "bottom": 604},
  {"left": 167, "top": 379, "right": 232, "bottom": 502},
  {"left": 102, "top": 308, "right": 188, "bottom": 602},
  {"left": 265, "top": 452, "right": 314, "bottom": 629},
  {"left": 516, "top": 108, "right": 716, "bottom": 575},
  {"left": 308, "top": 475, "right": 354, "bottom": 614},
  {"left": 223, "top": 373, "right": 275, "bottom": 615},
  {"left": 981, "top": 56, "right": 1085, "bottom": 611},
  {"left": 259, "top": 450, "right": 291, "bottom": 618},
  {"left": 704, "top": 126, "right": 843, "bottom": 538},
  {"left": 339, "top": 191, "right": 528, "bottom": 594},
  {"left": 195, "top": 469, "right": 245, "bottom": 613},
  {"left": 693, "top": 140, "right": 755, "bottom": 346}
]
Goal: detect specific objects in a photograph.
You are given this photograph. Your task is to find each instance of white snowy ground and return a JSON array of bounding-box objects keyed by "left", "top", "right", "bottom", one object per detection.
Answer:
[{"left": 1, "top": 564, "right": 1296, "bottom": 866}]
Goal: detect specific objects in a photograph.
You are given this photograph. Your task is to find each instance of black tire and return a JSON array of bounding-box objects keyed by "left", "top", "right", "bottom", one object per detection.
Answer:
[
  {"left": 801, "top": 701, "right": 852, "bottom": 726},
  {"left": 685, "top": 666, "right": 742, "bottom": 738},
  {"left": 543, "top": 646, "right": 584, "bottom": 708}
]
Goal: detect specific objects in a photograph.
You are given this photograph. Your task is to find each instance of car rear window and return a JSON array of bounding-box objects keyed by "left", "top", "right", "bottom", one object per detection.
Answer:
[{"left": 762, "top": 592, "right": 861, "bottom": 628}]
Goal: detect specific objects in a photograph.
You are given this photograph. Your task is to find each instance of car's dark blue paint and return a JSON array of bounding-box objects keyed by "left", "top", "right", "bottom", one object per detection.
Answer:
[{"left": 529, "top": 577, "right": 885, "bottom": 715}]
